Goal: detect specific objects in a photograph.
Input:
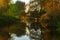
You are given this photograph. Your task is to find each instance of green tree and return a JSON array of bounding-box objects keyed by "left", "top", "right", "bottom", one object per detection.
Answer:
[{"left": 6, "top": 1, "right": 25, "bottom": 17}]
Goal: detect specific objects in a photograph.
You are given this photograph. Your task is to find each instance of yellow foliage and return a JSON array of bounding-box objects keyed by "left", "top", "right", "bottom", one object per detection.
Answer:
[
  {"left": 41, "top": 0, "right": 60, "bottom": 16},
  {"left": 40, "top": 0, "right": 60, "bottom": 27},
  {"left": 0, "top": 0, "right": 8, "bottom": 7}
]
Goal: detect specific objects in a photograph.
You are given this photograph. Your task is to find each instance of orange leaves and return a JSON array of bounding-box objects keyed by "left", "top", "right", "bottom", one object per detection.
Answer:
[
  {"left": 42, "top": 0, "right": 60, "bottom": 13},
  {"left": 20, "top": 16, "right": 29, "bottom": 23},
  {"left": 40, "top": 0, "right": 60, "bottom": 28},
  {"left": 40, "top": 14, "right": 49, "bottom": 28},
  {"left": 41, "top": 0, "right": 60, "bottom": 17}
]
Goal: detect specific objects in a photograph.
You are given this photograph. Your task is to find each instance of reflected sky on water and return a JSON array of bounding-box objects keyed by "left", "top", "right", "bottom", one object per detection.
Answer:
[
  {"left": 11, "top": 34, "right": 30, "bottom": 40},
  {"left": 10, "top": 27, "right": 30, "bottom": 40}
]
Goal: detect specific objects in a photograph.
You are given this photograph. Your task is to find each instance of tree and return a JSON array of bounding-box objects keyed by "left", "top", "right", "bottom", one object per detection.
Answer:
[
  {"left": 0, "top": 14, "right": 20, "bottom": 29},
  {"left": 6, "top": 1, "right": 25, "bottom": 17},
  {"left": 0, "top": 14, "right": 27, "bottom": 37},
  {"left": 0, "top": 0, "right": 10, "bottom": 14},
  {"left": 9, "top": 22, "right": 27, "bottom": 37},
  {"left": 39, "top": 0, "right": 60, "bottom": 40},
  {"left": 0, "top": 0, "right": 27, "bottom": 40}
]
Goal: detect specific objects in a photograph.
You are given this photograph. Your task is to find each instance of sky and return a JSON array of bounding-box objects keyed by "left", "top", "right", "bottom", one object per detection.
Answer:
[
  {"left": 20, "top": 0, "right": 30, "bottom": 4},
  {"left": 11, "top": 34, "right": 30, "bottom": 40},
  {"left": 11, "top": 0, "right": 30, "bottom": 4},
  {"left": 10, "top": 0, "right": 30, "bottom": 13}
]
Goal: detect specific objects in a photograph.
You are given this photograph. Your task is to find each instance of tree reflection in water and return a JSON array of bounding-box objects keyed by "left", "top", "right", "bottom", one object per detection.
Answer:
[{"left": 10, "top": 32, "right": 30, "bottom": 40}]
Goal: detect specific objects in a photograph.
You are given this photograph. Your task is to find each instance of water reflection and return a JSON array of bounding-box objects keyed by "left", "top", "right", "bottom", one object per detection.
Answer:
[
  {"left": 10, "top": 27, "right": 30, "bottom": 40},
  {"left": 10, "top": 23, "right": 42, "bottom": 40},
  {"left": 11, "top": 33, "right": 30, "bottom": 40}
]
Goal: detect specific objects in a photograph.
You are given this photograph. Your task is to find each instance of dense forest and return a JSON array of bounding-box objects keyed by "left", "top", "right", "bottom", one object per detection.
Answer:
[{"left": 0, "top": 0, "right": 60, "bottom": 40}]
